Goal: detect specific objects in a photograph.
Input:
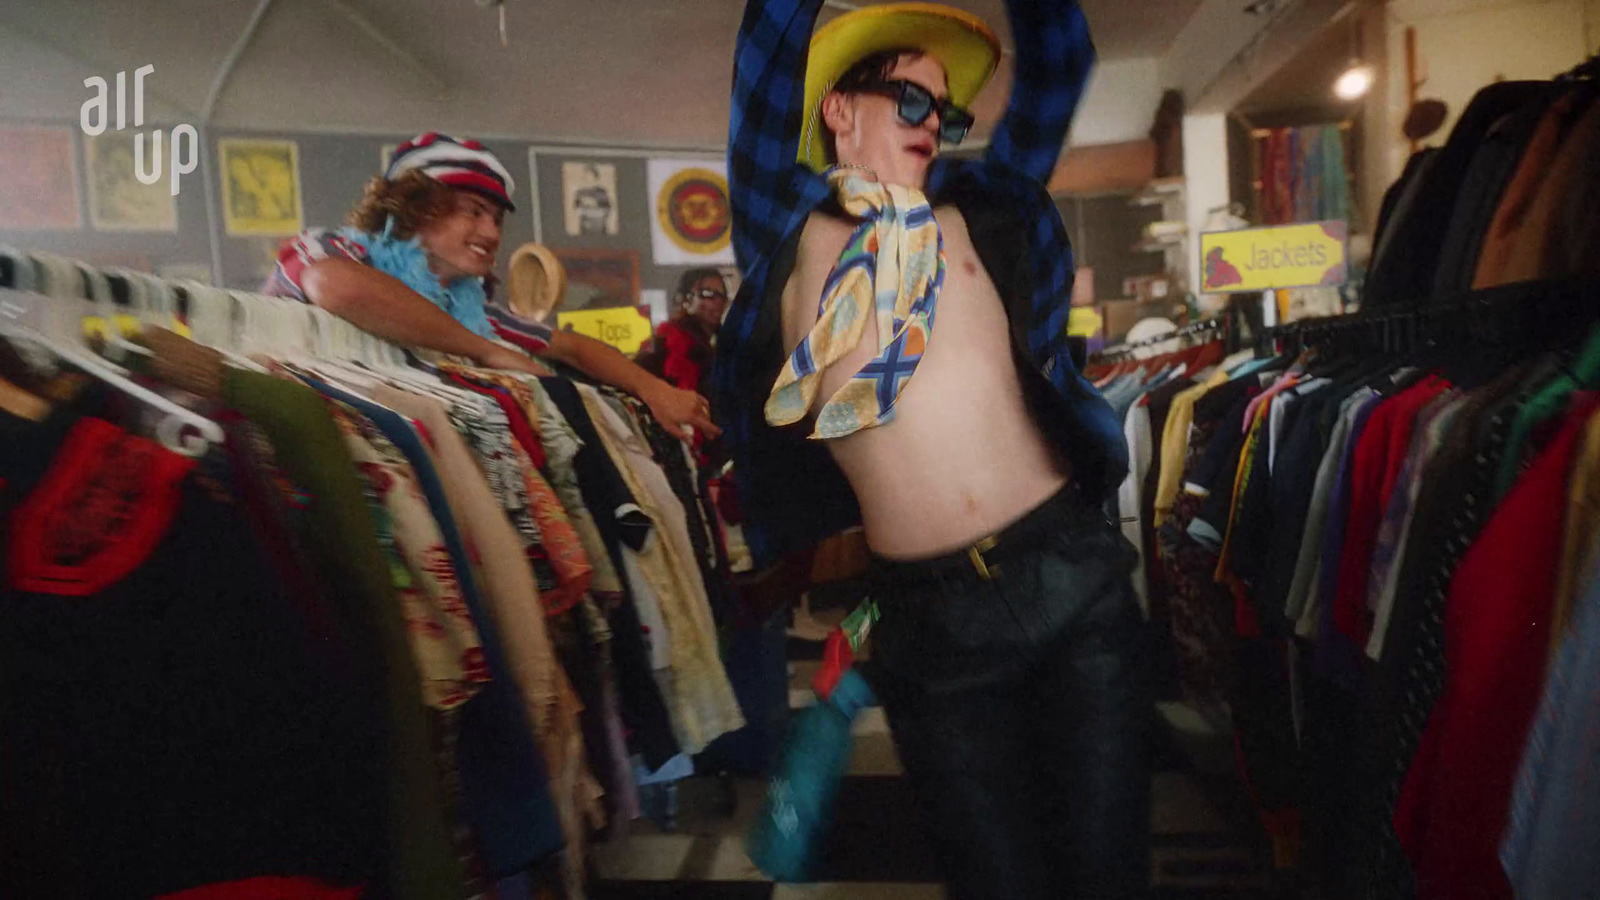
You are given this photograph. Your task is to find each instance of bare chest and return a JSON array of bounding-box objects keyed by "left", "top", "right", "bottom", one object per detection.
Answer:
[{"left": 779, "top": 207, "right": 1015, "bottom": 405}]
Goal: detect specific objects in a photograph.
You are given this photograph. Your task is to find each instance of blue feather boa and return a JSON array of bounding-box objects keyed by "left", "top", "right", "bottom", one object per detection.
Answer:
[{"left": 341, "top": 223, "right": 495, "bottom": 338}]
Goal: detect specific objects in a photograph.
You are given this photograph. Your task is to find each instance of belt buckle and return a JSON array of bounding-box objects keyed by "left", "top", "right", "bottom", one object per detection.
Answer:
[{"left": 967, "top": 535, "right": 999, "bottom": 580}]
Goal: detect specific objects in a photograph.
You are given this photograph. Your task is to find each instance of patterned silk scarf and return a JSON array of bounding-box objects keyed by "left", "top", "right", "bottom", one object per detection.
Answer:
[{"left": 764, "top": 167, "right": 946, "bottom": 440}]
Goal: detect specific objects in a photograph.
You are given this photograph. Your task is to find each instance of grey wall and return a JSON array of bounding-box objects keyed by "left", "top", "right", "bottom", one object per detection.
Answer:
[
  {"left": 0, "top": 119, "right": 215, "bottom": 278},
  {"left": 0, "top": 118, "right": 726, "bottom": 310},
  {"left": 0, "top": 117, "right": 1158, "bottom": 314}
]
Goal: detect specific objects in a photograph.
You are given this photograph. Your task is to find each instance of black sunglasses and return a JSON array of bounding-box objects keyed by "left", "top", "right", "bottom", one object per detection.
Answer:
[
  {"left": 690, "top": 288, "right": 728, "bottom": 302},
  {"left": 855, "top": 79, "right": 974, "bottom": 146}
]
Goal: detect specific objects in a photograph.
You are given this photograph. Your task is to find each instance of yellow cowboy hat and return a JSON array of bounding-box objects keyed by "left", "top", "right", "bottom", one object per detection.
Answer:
[
  {"left": 505, "top": 243, "right": 567, "bottom": 320},
  {"left": 800, "top": 2, "right": 1002, "bottom": 172}
]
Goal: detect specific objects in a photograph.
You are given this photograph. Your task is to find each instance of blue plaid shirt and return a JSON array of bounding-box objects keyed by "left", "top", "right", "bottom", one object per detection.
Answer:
[{"left": 714, "top": 0, "right": 1129, "bottom": 571}]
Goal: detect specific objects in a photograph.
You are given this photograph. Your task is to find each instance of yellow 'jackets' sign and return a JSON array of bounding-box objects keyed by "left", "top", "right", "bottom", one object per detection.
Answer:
[
  {"left": 557, "top": 307, "right": 653, "bottom": 355},
  {"left": 1200, "top": 221, "right": 1348, "bottom": 293}
]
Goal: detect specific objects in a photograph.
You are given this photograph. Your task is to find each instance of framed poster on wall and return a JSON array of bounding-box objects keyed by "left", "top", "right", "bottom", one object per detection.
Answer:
[
  {"left": 0, "top": 126, "right": 79, "bottom": 230},
  {"left": 647, "top": 158, "right": 734, "bottom": 266},
  {"left": 562, "top": 162, "right": 619, "bottom": 236},
  {"left": 85, "top": 132, "right": 178, "bottom": 232},
  {"left": 219, "top": 138, "right": 304, "bottom": 236},
  {"left": 551, "top": 248, "right": 640, "bottom": 311}
]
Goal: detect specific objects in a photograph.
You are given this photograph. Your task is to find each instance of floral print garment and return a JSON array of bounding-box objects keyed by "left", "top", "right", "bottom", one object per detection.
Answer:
[
  {"left": 508, "top": 374, "right": 629, "bottom": 602},
  {"left": 442, "top": 390, "right": 563, "bottom": 595},
  {"left": 442, "top": 363, "right": 598, "bottom": 616},
  {"left": 329, "top": 404, "right": 491, "bottom": 711},
  {"left": 1156, "top": 414, "right": 1237, "bottom": 705}
]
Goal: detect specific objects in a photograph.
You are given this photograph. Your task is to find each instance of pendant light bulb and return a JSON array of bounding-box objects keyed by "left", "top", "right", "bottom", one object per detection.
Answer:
[{"left": 1334, "top": 63, "right": 1375, "bottom": 100}]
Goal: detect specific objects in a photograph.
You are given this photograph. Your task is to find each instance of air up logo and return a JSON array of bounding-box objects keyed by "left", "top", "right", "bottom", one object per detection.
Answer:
[{"left": 80, "top": 65, "right": 197, "bottom": 197}]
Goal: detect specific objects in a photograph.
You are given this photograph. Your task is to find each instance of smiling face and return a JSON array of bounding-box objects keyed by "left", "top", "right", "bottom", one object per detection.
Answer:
[
  {"left": 823, "top": 53, "right": 949, "bottom": 189},
  {"left": 415, "top": 189, "right": 505, "bottom": 282}
]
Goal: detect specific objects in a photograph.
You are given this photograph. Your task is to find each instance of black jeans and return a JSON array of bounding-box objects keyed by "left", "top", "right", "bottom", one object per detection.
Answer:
[{"left": 866, "top": 485, "right": 1151, "bottom": 900}]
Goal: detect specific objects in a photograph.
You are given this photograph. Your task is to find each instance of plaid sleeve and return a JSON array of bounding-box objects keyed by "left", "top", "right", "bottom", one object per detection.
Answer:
[
  {"left": 263, "top": 228, "right": 370, "bottom": 301},
  {"left": 983, "top": 0, "right": 1096, "bottom": 184},
  {"left": 729, "top": 0, "right": 825, "bottom": 273}
]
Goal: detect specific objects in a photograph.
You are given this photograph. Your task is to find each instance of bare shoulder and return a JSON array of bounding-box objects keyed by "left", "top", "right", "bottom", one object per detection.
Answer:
[{"left": 780, "top": 210, "right": 858, "bottom": 350}]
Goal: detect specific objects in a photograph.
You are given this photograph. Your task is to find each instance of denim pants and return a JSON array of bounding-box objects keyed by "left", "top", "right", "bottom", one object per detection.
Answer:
[{"left": 866, "top": 485, "right": 1152, "bottom": 900}]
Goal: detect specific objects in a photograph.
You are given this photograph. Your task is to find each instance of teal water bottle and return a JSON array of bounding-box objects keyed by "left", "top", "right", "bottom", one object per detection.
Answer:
[{"left": 746, "top": 668, "right": 878, "bottom": 882}]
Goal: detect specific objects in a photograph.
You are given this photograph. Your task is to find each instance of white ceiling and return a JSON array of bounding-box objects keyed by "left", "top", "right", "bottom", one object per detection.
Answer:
[{"left": 1, "top": 0, "right": 1203, "bottom": 148}]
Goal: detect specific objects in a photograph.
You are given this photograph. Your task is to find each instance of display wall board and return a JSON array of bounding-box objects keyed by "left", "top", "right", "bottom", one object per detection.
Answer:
[
  {"left": 0, "top": 119, "right": 732, "bottom": 308},
  {"left": 529, "top": 146, "right": 728, "bottom": 321},
  {"left": 1199, "top": 221, "right": 1347, "bottom": 293}
]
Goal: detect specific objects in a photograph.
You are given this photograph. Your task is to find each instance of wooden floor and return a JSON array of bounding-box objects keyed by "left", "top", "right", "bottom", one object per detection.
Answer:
[{"left": 589, "top": 633, "right": 1287, "bottom": 900}]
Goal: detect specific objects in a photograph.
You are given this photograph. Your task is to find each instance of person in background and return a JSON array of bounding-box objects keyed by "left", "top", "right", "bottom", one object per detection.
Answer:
[
  {"left": 715, "top": 1, "right": 1146, "bottom": 897},
  {"left": 638, "top": 268, "right": 730, "bottom": 396},
  {"left": 263, "top": 131, "right": 718, "bottom": 442},
  {"left": 638, "top": 268, "right": 732, "bottom": 475}
]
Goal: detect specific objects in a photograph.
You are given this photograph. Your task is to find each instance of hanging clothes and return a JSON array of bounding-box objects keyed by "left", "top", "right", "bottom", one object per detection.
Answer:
[
  {"left": 1395, "top": 394, "right": 1600, "bottom": 899},
  {"left": 577, "top": 386, "right": 746, "bottom": 754},
  {"left": 1097, "top": 64, "right": 1600, "bottom": 900},
  {"left": 0, "top": 408, "right": 393, "bottom": 899},
  {"left": 1500, "top": 550, "right": 1600, "bottom": 899},
  {"left": 1254, "top": 124, "right": 1348, "bottom": 226},
  {"left": 222, "top": 370, "right": 468, "bottom": 898},
  {"left": 1, "top": 241, "right": 753, "bottom": 900}
]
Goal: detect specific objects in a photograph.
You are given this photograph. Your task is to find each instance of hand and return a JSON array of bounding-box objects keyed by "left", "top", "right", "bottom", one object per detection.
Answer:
[{"left": 643, "top": 381, "right": 722, "bottom": 442}]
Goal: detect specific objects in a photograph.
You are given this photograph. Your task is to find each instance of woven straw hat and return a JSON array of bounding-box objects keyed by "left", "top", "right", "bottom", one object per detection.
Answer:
[{"left": 505, "top": 243, "right": 567, "bottom": 320}]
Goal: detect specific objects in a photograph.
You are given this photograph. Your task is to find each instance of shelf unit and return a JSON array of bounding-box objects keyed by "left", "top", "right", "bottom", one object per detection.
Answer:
[{"left": 1127, "top": 177, "right": 1188, "bottom": 297}]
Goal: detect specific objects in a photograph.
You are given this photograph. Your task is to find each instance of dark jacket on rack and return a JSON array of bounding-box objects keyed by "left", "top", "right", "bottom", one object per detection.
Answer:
[{"left": 1365, "top": 81, "right": 1558, "bottom": 307}]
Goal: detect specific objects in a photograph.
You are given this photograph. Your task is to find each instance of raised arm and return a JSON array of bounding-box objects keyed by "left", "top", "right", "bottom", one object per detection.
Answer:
[
  {"left": 728, "top": 0, "right": 827, "bottom": 272},
  {"left": 984, "top": 0, "right": 1096, "bottom": 184},
  {"left": 302, "top": 258, "right": 537, "bottom": 373}
]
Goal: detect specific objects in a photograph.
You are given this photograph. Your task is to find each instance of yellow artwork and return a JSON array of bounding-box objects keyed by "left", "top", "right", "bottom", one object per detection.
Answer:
[
  {"left": 219, "top": 139, "right": 303, "bottom": 236},
  {"left": 85, "top": 133, "right": 177, "bottom": 232},
  {"left": 1199, "top": 221, "right": 1348, "bottom": 294}
]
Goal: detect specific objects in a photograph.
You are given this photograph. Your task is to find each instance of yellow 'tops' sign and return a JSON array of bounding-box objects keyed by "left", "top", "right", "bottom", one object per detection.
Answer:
[
  {"left": 1200, "top": 221, "right": 1348, "bottom": 293},
  {"left": 558, "top": 306, "right": 654, "bottom": 355}
]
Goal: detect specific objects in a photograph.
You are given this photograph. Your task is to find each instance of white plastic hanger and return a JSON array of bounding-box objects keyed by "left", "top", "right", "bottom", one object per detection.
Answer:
[
  {"left": 178, "top": 282, "right": 269, "bottom": 374},
  {"left": 0, "top": 306, "right": 225, "bottom": 457},
  {"left": 80, "top": 262, "right": 154, "bottom": 363}
]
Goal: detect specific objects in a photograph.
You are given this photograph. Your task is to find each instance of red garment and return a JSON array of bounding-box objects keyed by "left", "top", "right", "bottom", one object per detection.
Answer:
[
  {"left": 443, "top": 372, "right": 548, "bottom": 471},
  {"left": 1185, "top": 340, "right": 1226, "bottom": 377},
  {"left": 813, "top": 629, "right": 855, "bottom": 700},
  {"left": 6, "top": 417, "right": 195, "bottom": 597},
  {"left": 158, "top": 877, "right": 363, "bottom": 900},
  {"left": 642, "top": 319, "right": 720, "bottom": 466},
  {"left": 1380, "top": 377, "right": 1452, "bottom": 511},
  {"left": 1394, "top": 394, "right": 1600, "bottom": 900},
  {"left": 1331, "top": 376, "right": 1451, "bottom": 644},
  {"left": 651, "top": 320, "right": 713, "bottom": 393},
  {"left": 492, "top": 320, "right": 553, "bottom": 357}
]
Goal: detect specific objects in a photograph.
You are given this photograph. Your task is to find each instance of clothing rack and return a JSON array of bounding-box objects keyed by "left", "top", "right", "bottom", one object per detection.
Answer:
[
  {"left": 1557, "top": 51, "right": 1599, "bottom": 82},
  {"left": 0, "top": 245, "right": 756, "bottom": 900},
  {"left": 1258, "top": 277, "right": 1600, "bottom": 359},
  {"left": 1093, "top": 313, "right": 1233, "bottom": 361}
]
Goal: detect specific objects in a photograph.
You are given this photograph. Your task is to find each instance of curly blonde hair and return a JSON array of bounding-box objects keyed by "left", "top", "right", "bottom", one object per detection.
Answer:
[{"left": 345, "top": 169, "right": 456, "bottom": 239}]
